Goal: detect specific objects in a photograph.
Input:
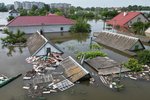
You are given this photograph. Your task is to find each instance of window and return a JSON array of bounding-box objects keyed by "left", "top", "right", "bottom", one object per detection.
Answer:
[
  {"left": 130, "top": 21, "right": 132, "bottom": 24},
  {"left": 46, "top": 48, "right": 51, "bottom": 55},
  {"left": 60, "top": 27, "right": 63, "bottom": 31},
  {"left": 137, "top": 17, "right": 141, "bottom": 22}
]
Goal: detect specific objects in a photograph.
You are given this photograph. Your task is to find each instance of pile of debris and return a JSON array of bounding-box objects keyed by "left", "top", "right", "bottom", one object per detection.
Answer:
[
  {"left": 23, "top": 54, "right": 90, "bottom": 97},
  {"left": 125, "top": 65, "right": 150, "bottom": 81}
]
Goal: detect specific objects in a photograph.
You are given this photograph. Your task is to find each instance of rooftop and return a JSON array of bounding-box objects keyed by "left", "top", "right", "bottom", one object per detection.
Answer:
[
  {"left": 94, "top": 31, "right": 144, "bottom": 54},
  {"left": 7, "top": 14, "right": 74, "bottom": 27},
  {"left": 106, "top": 12, "right": 141, "bottom": 27}
]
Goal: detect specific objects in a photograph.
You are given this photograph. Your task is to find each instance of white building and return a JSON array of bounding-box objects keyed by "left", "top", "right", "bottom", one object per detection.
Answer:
[
  {"left": 9, "top": 9, "right": 19, "bottom": 18},
  {"left": 22, "top": 1, "right": 32, "bottom": 10},
  {"left": 27, "top": 31, "right": 63, "bottom": 56},
  {"left": 7, "top": 14, "right": 74, "bottom": 34},
  {"left": 14, "top": 1, "right": 22, "bottom": 9},
  {"left": 107, "top": 12, "right": 149, "bottom": 28},
  {"left": 0, "top": 3, "right": 5, "bottom": 7},
  {"left": 14, "top": 1, "right": 45, "bottom": 10},
  {"left": 50, "top": 3, "right": 71, "bottom": 9},
  {"left": 145, "top": 27, "right": 150, "bottom": 37}
]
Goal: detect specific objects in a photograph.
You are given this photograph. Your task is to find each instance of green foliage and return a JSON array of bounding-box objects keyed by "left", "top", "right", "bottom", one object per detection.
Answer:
[
  {"left": 90, "top": 43, "right": 102, "bottom": 50},
  {"left": 7, "top": 16, "right": 15, "bottom": 21},
  {"left": 100, "top": 10, "right": 119, "bottom": 20},
  {"left": 76, "top": 50, "right": 107, "bottom": 60},
  {"left": 1, "top": 29, "right": 26, "bottom": 44},
  {"left": 18, "top": 5, "right": 49, "bottom": 16},
  {"left": 70, "top": 18, "right": 91, "bottom": 33},
  {"left": 0, "top": 3, "right": 8, "bottom": 12},
  {"left": 124, "top": 58, "right": 143, "bottom": 72},
  {"left": 131, "top": 22, "right": 150, "bottom": 35},
  {"left": 137, "top": 50, "right": 150, "bottom": 64}
]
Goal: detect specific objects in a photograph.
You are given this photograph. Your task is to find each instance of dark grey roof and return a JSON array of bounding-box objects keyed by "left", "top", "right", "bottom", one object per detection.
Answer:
[
  {"left": 85, "top": 57, "right": 130, "bottom": 75},
  {"left": 60, "top": 56, "right": 89, "bottom": 82},
  {"left": 94, "top": 31, "right": 144, "bottom": 51},
  {"left": 27, "top": 32, "right": 46, "bottom": 56},
  {"left": 9, "top": 9, "right": 18, "bottom": 13},
  {"left": 27, "top": 31, "right": 63, "bottom": 56}
]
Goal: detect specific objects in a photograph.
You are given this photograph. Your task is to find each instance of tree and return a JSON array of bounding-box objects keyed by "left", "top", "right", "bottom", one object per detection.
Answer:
[
  {"left": 7, "top": 16, "right": 15, "bottom": 22},
  {"left": 1, "top": 29, "right": 26, "bottom": 44},
  {"left": 124, "top": 58, "right": 143, "bottom": 72},
  {"left": 137, "top": 50, "right": 150, "bottom": 64},
  {"left": 70, "top": 18, "right": 91, "bottom": 33},
  {"left": 131, "top": 22, "right": 150, "bottom": 35}
]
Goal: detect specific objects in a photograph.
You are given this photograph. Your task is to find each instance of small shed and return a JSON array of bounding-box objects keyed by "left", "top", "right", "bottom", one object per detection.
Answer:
[
  {"left": 95, "top": 31, "right": 145, "bottom": 55},
  {"left": 27, "top": 31, "right": 63, "bottom": 56},
  {"left": 145, "top": 27, "right": 150, "bottom": 37},
  {"left": 85, "top": 57, "right": 130, "bottom": 75},
  {"left": 9, "top": 9, "right": 19, "bottom": 18},
  {"left": 60, "top": 56, "right": 90, "bottom": 82}
]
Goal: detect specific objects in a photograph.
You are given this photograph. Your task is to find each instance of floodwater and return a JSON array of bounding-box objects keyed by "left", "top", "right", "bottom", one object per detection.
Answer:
[{"left": 0, "top": 13, "right": 150, "bottom": 100}]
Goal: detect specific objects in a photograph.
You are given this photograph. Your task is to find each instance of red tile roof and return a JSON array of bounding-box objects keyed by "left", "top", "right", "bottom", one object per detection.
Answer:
[
  {"left": 7, "top": 14, "right": 74, "bottom": 27},
  {"left": 106, "top": 12, "right": 141, "bottom": 27}
]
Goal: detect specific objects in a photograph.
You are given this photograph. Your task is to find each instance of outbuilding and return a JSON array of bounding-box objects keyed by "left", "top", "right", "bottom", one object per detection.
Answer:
[{"left": 27, "top": 31, "right": 63, "bottom": 56}]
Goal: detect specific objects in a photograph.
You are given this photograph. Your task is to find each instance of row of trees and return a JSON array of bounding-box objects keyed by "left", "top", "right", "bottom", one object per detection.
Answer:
[{"left": 121, "top": 5, "right": 150, "bottom": 11}]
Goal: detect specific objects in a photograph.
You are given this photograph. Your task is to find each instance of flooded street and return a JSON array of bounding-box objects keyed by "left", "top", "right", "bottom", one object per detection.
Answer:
[{"left": 0, "top": 13, "right": 150, "bottom": 100}]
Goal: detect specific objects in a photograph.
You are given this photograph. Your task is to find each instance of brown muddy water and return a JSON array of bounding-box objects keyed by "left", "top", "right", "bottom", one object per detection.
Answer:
[{"left": 0, "top": 20, "right": 150, "bottom": 100}]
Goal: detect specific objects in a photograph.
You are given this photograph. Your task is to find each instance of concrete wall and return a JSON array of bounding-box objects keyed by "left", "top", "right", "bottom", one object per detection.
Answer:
[
  {"left": 8, "top": 24, "right": 73, "bottom": 34},
  {"left": 126, "top": 14, "right": 149, "bottom": 27},
  {"left": 130, "top": 41, "right": 144, "bottom": 51},
  {"left": 35, "top": 42, "right": 62, "bottom": 56}
]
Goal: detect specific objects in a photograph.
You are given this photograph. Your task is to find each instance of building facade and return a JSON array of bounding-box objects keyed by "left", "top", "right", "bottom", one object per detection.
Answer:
[
  {"left": 27, "top": 31, "right": 63, "bottom": 56},
  {"left": 9, "top": 9, "right": 19, "bottom": 18},
  {"left": 14, "top": 1, "right": 22, "bottom": 9},
  {"left": 7, "top": 14, "right": 74, "bottom": 34},
  {"left": 14, "top": 1, "right": 45, "bottom": 10},
  {"left": 50, "top": 3, "right": 71, "bottom": 9},
  {"left": 107, "top": 12, "right": 149, "bottom": 28}
]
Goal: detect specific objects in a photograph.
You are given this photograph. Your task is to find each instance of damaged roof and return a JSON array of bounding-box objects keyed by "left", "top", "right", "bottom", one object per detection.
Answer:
[
  {"left": 85, "top": 57, "right": 130, "bottom": 75},
  {"left": 60, "top": 56, "right": 89, "bottom": 82}
]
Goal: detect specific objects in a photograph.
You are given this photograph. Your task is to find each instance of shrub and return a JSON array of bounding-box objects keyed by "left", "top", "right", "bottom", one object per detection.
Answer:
[
  {"left": 70, "top": 18, "right": 91, "bottom": 33},
  {"left": 137, "top": 50, "right": 150, "bottom": 64},
  {"left": 76, "top": 50, "right": 107, "bottom": 60},
  {"left": 124, "top": 58, "right": 143, "bottom": 72}
]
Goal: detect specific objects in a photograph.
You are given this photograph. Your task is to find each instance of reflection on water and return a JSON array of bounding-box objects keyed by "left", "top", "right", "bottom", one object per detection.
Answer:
[
  {"left": 44, "top": 32, "right": 89, "bottom": 44},
  {"left": 1, "top": 45, "right": 26, "bottom": 57}
]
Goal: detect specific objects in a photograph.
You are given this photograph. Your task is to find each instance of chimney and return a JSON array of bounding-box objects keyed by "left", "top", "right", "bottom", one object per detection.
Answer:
[
  {"left": 39, "top": 29, "right": 44, "bottom": 36},
  {"left": 123, "top": 12, "right": 127, "bottom": 16}
]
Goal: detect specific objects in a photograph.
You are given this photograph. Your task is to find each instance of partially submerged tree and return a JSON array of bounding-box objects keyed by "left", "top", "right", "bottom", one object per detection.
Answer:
[
  {"left": 137, "top": 50, "right": 150, "bottom": 65},
  {"left": 70, "top": 18, "right": 91, "bottom": 33},
  {"left": 124, "top": 58, "right": 143, "bottom": 72},
  {"left": 76, "top": 50, "right": 107, "bottom": 60},
  {"left": 1, "top": 29, "right": 26, "bottom": 44}
]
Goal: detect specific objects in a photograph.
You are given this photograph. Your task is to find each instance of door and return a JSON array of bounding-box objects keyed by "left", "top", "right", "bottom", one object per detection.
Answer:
[{"left": 46, "top": 47, "right": 51, "bottom": 55}]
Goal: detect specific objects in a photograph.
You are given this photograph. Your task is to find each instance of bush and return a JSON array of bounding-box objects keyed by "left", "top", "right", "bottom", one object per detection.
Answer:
[
  {"left": 70, "top": 18, "right": 91, "bottom": 33},
  {"left": 124, "top": 58, "right": 143, "bottom": 72},
  {"left": 7, "top": 16, "right": 15, "bottom": 21},
  {"left": 76, "top": 50, "right": 107, "bottom": 60},
  {"left": 1, "top": 29, "right": 26, "bottom": 44},
  {"left": 137, "top": 50, "right": 150, "bottom": 64}
]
